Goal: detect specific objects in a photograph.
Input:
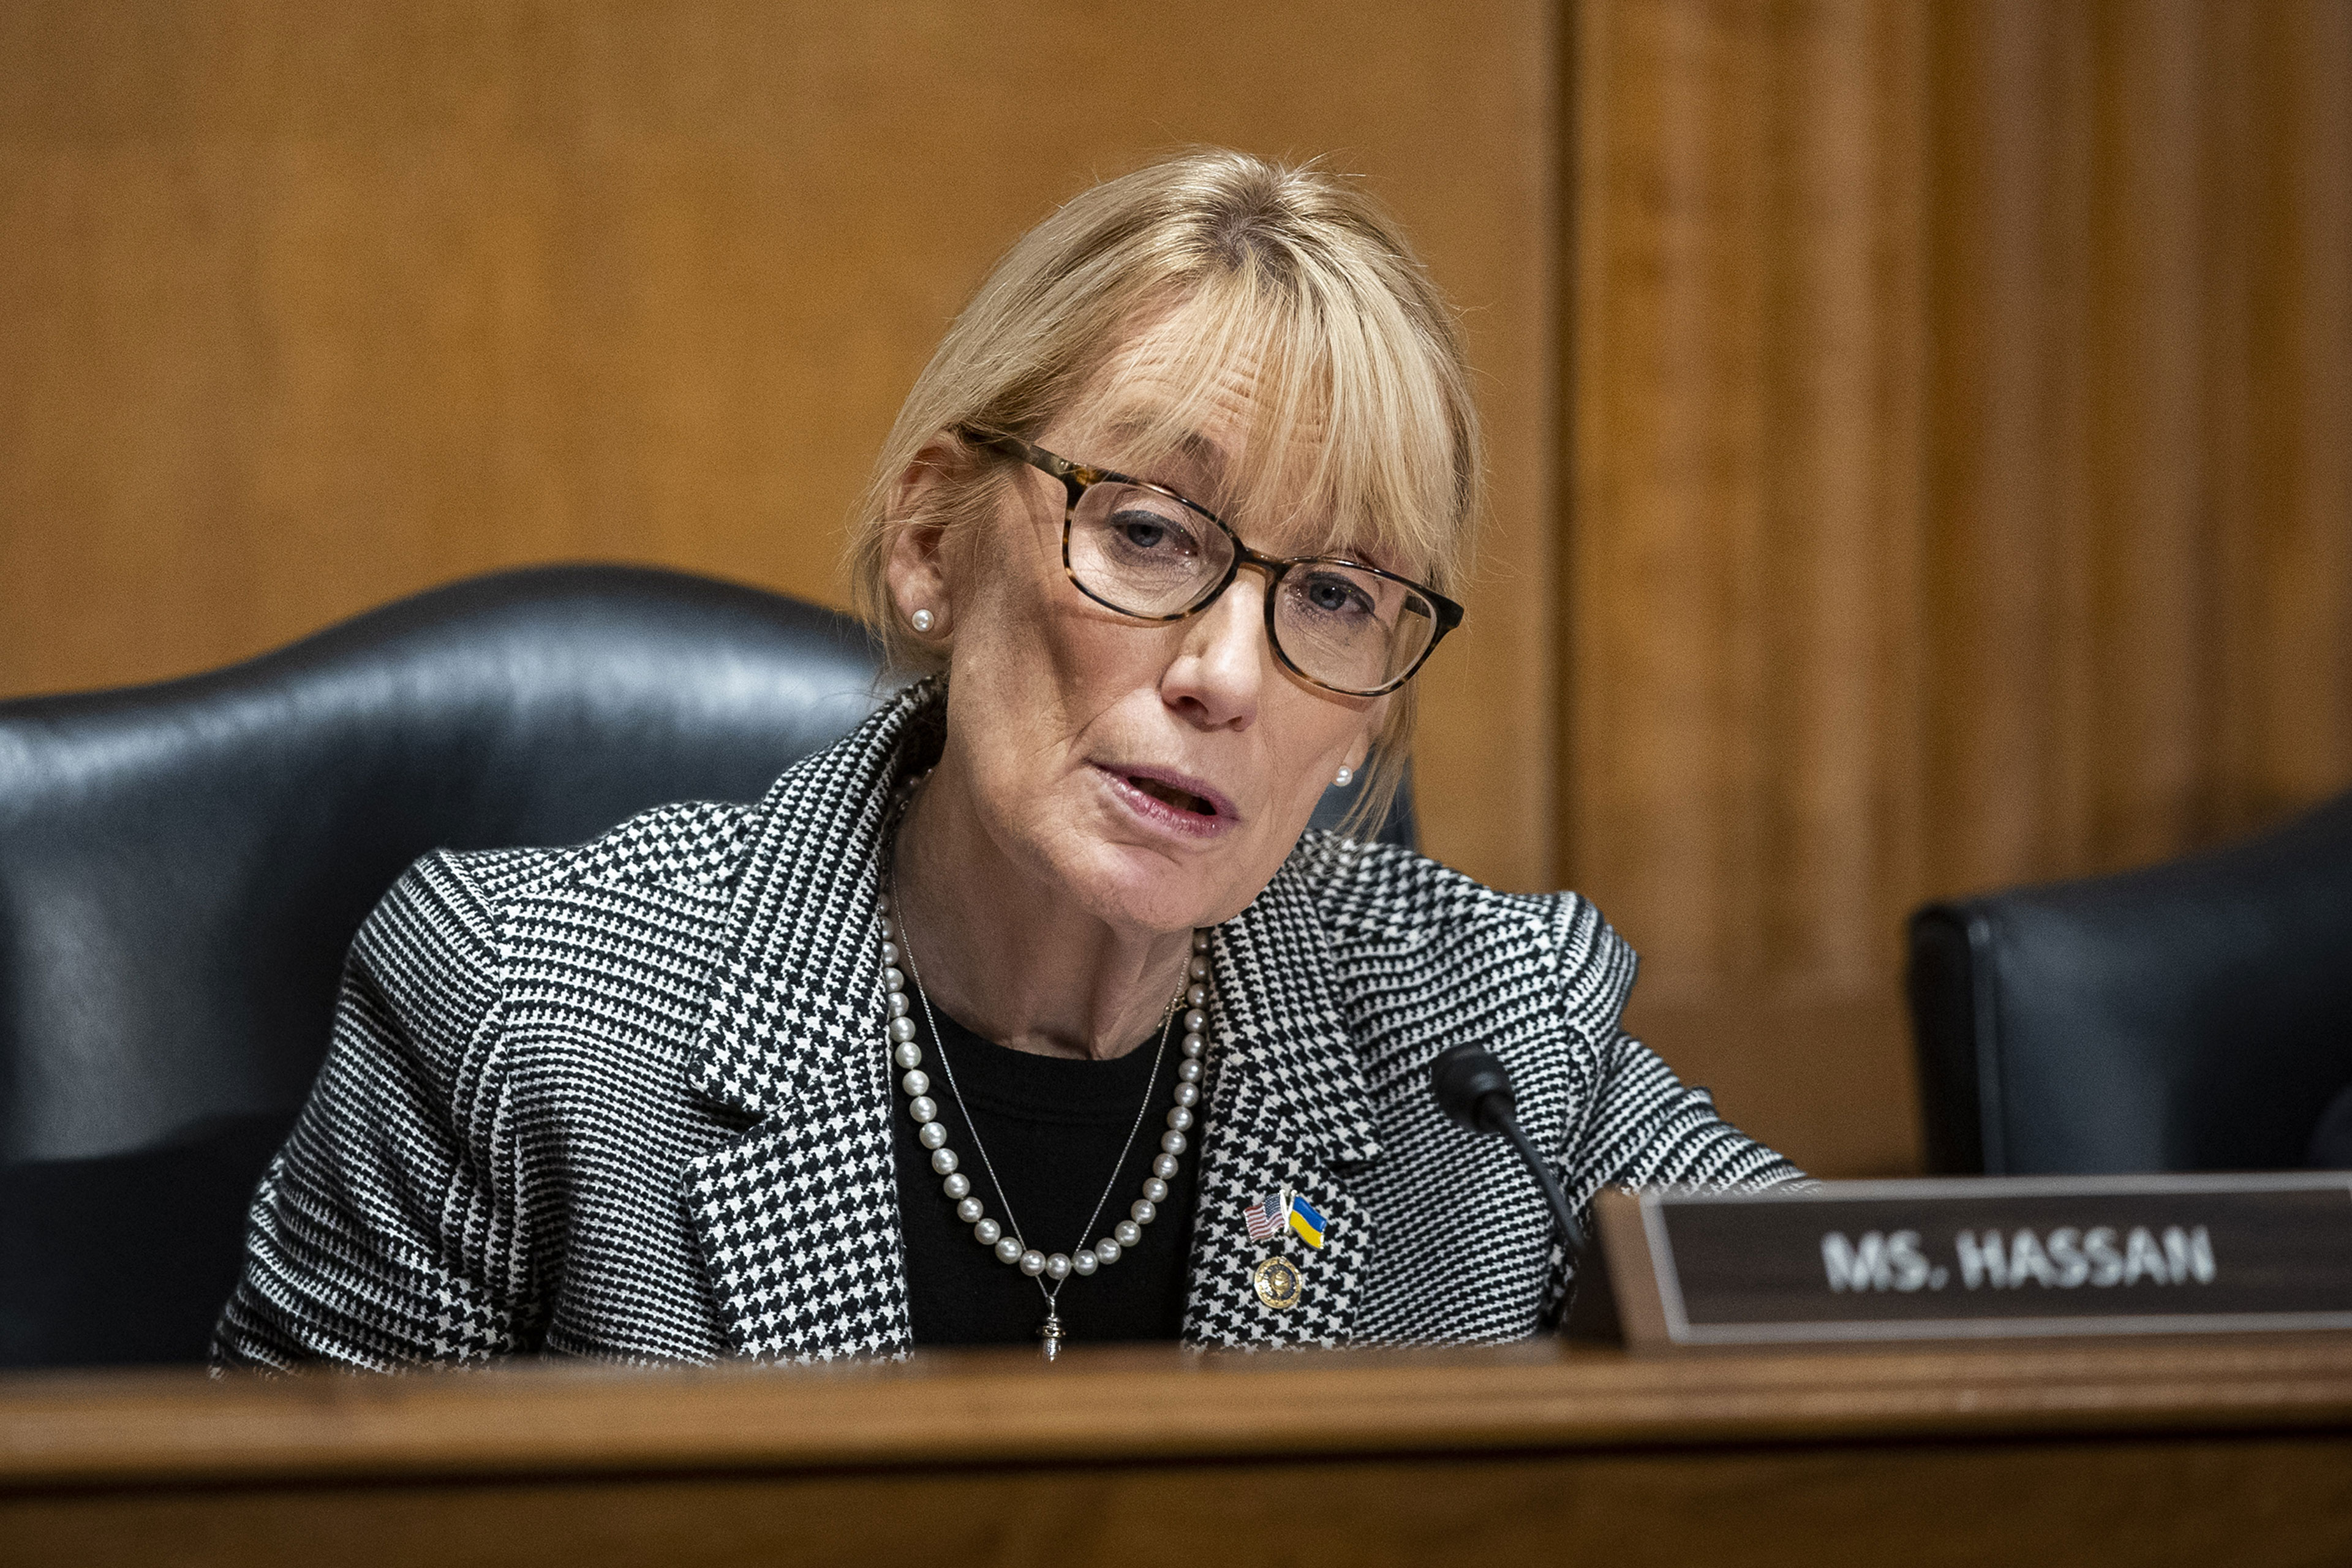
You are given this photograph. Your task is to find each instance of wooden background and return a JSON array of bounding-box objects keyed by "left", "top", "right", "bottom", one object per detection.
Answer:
[
  {"left": 3, "top": 1, "right": 2347, "bottom": 1175},
  {"left": 0, "top": 0, "right": 1562, "bottom": 889},
  {"left": 1567, "top": 0, "right": 2352, "bottom": 1174}
]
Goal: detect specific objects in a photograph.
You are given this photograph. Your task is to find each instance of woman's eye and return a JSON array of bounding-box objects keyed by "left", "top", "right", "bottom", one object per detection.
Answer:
[
  {"left": 1112, "top": 512, "right": 1171, "bottom": 550},
  {"left": 1107, "top": 503, "right": 1196, "bottom": 556},
  {"left": 1294, "top": 572, "right": 1377, "bottom": 619}
]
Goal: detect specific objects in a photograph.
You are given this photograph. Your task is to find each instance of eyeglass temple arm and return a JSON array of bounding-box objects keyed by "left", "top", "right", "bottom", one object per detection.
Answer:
[
  {"left": 960, "top": 426, "right": 1054, "bottom": 470},
  {"left": 958, "top": 427, "right": 1096, "bottom": 508}
]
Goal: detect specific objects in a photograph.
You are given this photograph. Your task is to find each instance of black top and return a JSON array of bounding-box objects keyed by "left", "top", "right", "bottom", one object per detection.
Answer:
[{"left": 891, "top": 1002, "right": 1199, "bottom": 1346}]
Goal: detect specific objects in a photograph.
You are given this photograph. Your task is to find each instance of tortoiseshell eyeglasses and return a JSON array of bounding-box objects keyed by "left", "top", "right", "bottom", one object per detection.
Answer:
[{"left": 963, "top": 428, "right": 1464, "bottom": 698}]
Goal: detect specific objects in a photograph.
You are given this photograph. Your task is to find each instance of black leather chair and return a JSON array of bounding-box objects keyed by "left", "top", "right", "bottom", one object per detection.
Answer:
[
  {"left": 0, "top": 565, "right": 888, "bottom": 1367},
  {"left": 1, "top": 563, "right": 1416, "bottom": 1367},
  {"left": 1907, "top": 788, "right": 2352, "bottom": 1176}
]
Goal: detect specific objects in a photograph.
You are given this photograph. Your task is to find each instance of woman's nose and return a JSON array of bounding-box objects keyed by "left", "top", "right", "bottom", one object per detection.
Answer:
[{"left": 1159, "top": 572, "right": 1270, "bottom": 729}]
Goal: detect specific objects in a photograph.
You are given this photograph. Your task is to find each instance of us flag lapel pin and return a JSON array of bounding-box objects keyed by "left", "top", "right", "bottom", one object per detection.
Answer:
[{"left": 1240, "top": 1185, "right": 1326, "bottom": 1250}]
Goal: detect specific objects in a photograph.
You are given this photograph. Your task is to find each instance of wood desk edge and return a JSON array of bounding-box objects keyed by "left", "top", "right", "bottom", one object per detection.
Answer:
[{"left": 6, "top": 1336, "right": 2351, "bottom": 1488}]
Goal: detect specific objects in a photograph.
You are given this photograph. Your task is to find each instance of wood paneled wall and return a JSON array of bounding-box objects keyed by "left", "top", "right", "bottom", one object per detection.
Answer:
[
  {"left": 1566, "top": 0, "right": 2352, "bottom": 1175},
  {"left": 0, "top": 0, "right": 1559, "bottom": 892},
  {"left": 6, "top": 2, "right": 2350, "bottom": 1178}
]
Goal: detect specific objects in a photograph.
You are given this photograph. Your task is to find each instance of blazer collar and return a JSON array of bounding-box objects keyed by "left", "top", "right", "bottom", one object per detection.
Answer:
[
  {"left": 1183, "top": 845, "right": 1384, "bottom": 1348},
  {"left": 677, "top": 681, "right": 1385, "bottom": 1357},
  {"left": 680, "top": 680, "right": 927, "bottom": 1361}
]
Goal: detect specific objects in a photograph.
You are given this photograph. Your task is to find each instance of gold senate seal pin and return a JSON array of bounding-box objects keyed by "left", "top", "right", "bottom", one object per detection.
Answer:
[{"left": 1251, "top": 1255, "right": 1304, "bottom": 1311}]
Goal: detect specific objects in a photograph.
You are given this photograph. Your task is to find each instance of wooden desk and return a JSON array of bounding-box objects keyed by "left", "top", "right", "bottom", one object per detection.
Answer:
[{"left": 5, "top": 1336, "right": 2351, "bottom": 1567}]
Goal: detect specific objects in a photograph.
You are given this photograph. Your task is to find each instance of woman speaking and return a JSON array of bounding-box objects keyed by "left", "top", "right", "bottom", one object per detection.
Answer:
[{"left": 216, "top": 150, "right": 1798, "bottom": 1368}]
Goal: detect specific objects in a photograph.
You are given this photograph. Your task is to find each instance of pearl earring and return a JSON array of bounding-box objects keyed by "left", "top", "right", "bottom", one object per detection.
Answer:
[
  {"left": 910, "top": 608, "right": 935, "bottom": 633},
  {"left": 1334, "top": 765, "right": 1354, "bottom": 788}
]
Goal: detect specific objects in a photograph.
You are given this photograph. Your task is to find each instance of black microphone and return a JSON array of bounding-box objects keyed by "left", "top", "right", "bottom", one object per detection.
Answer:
[{"left": 1430, "top": 1044, "right": 1586, "bottom": 1259}]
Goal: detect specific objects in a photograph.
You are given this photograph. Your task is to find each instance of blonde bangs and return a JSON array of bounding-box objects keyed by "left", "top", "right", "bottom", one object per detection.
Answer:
[{"left": 1074, "top": 270, "right": 1467, "bottom": 601}]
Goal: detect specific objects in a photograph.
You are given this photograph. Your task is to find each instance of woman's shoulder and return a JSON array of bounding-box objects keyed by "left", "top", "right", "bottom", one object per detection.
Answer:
[
  {"left": 1270, "top": 833, "right": 1640, "bottom": 1056},
  {"left": 357, "top": 798, "right": 764, "bottom": 1000},
  {"left": 345, "top": 798, "right": 764, "bottom": 1068},
  {"left": 415, "top": 797, "right": 760, "bottom": 913},
  {"left": 1282, "top": 831, "right": 1632, "bottom": 979}
]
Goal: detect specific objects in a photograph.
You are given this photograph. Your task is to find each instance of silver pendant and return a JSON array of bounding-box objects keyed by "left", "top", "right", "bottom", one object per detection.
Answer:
[{"left": 1038, "top": 1307, "right": 1065, "bottom": 1360}]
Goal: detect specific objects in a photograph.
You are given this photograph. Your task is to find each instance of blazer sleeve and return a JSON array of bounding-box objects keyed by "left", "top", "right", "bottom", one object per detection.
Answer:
[
  {"left": 212, "top": 851, "right": 532, "bottom": 1370},
  {"left": 1568, "top": 1027, "right": 1807, "bottom": 1198},
  {"left": 1546, "top": 899, "right": 1807, "bottom": 1206}
]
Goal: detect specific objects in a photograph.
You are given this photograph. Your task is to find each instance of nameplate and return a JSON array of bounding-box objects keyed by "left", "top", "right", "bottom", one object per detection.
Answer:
[{"left": 1576, "top": 1173, "right": 2352, "bottom": 1348}]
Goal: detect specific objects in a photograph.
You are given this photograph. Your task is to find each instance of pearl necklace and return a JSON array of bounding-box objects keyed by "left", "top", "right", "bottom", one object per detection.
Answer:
[{"left": 879, "top": 889, "right": 1210, "bottom": 1360}]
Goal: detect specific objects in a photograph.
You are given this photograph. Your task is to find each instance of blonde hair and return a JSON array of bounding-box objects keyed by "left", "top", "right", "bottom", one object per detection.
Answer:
[{"left": 848, "top": 149, "right": 1482, "bottom": 839}]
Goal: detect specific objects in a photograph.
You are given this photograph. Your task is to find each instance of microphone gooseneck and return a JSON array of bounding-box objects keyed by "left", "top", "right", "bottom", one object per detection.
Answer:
[{"left": 1430, "top": 1044, "right": 1586, "bottom": 1259}]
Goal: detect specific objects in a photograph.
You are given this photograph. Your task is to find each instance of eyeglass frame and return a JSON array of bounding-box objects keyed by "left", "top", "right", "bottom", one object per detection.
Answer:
[{"left": 959, "top": 427, "right": 1465, "bottom": 699}]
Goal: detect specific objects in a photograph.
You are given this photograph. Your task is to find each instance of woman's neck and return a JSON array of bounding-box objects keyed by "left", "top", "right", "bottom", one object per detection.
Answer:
[{"left": 889, "top": 755, "right": 1194, "bottom": 1062}]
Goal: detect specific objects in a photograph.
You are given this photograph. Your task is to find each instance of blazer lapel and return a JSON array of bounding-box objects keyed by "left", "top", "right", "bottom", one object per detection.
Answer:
[
  {"left": 679, "top": 683, "right": 926, "bottom": 1362},
  {"left": 1183, "top": 848, "right": 1383, "bottom": 1348}
]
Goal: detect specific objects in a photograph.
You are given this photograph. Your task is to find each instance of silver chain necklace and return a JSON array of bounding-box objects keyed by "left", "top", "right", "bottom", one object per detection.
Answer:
[
  {"left": 884, "top": 893, "right": 1204, "bottom": 1363},
  {"left": 884, "top": 775, "right": 1213, "bottom": 1363},
  {"left": 880, "top": 876, "right": 1210, "bottom": 1360}
]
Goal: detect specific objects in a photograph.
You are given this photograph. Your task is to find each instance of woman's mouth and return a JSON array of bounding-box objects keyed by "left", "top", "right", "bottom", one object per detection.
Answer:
[
  {"left": 1134, "top": 777, "right": 1216, "bottom": 815},
  {"left": 1094, "top": 764, "right": 1237, "bottom": 839}
]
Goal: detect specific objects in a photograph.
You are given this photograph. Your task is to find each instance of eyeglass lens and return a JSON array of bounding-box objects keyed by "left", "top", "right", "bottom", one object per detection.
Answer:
[{"left": 1065, "top": 478, "right": 1437, "bottom": 695}]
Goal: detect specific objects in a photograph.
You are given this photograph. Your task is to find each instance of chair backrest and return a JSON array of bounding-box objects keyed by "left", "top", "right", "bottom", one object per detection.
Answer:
[
  {"left": 0, "top": 565, "right": 886, "bottom": 1364},
  {"left": 1907, "top": 788, "right": 2352, "bottom": 1175},
  {"left": 0, "top": 563, "right": 1418, "bottom": 1365}
]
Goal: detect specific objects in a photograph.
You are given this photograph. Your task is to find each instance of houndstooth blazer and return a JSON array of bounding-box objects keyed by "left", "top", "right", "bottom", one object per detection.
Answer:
[{"left": 215, "top": 682, "right": 1800, "bottom": 1369}]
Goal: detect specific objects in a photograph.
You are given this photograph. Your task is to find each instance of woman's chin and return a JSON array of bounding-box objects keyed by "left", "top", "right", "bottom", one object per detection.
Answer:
[{"left": 1068, "top": 840, "right": 1242, "bottom": 935}]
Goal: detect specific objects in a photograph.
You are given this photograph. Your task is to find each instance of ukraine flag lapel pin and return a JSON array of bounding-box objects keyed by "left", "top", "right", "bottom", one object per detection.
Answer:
[{"left": 1286, "top": 1189, "right": 1327, "bottom": 1249}]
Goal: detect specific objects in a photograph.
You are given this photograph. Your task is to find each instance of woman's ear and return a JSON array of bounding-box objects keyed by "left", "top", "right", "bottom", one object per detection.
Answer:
[{"left": 884, "top": 434, "right": 971, "bottom": 640}]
